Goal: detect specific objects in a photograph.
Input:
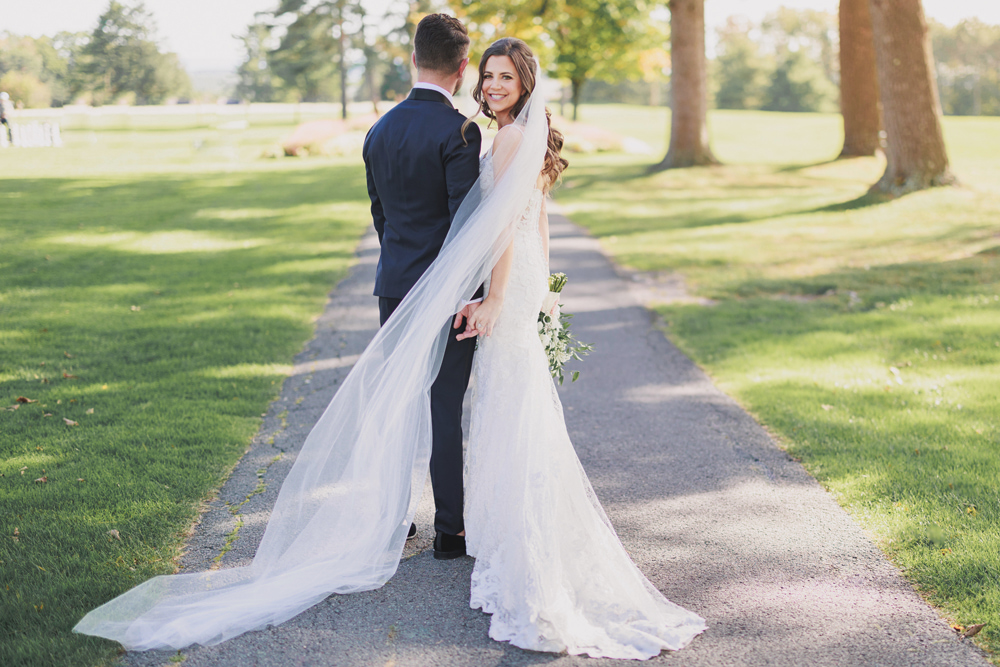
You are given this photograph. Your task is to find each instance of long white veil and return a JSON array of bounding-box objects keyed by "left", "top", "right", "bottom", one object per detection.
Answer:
[{"left": 74, "top": 76, "right": 548, "bottom": 651}]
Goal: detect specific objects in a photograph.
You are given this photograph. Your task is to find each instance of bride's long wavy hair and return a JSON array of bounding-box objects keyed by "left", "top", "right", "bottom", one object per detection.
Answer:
[{"left": 462, "top": 38, "right": 568, "bottom": 191}]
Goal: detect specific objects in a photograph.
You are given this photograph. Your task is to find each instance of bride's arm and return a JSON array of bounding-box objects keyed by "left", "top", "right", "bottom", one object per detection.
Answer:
[
  {"left": 539, "top": 195, "right": 550, "bottom": 266},
  {"left": 464, "top": 243, "right": 515, "bottom": 338},
  {"left": 457, "top": 127, "right": 524, "bottom": 340}
]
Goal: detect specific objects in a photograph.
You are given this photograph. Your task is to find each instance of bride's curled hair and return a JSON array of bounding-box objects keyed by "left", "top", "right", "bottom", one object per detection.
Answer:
[{"left": 463, "top": 38, "right": 568, "bottom": 191}]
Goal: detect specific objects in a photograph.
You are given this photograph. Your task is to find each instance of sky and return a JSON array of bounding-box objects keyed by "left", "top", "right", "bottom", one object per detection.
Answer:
[{"left": 3, "top": 0, "right": 999, "bottom": 72}]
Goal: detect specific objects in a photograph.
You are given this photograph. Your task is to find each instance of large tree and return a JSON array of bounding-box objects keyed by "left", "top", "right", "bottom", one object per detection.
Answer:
[
  {"left": 270, "top": 0, "right": 362, "bottom": 116},
  {"left": 838, "top": 0, "right": 881, "bottom": 156},
  {"left": 652, "top": 0, "right": 717, "bottom": 170},
  {"left": 235, "top": 19, "right": 278, "bottom": 103},
  {"left": 550, "top": 0, "right": 645, "bottom": 120},
  {"left": 76, "top": 1, "right": 190, "bottom": 105},
  {"left": 868, "top": 0, "right": 954, "bottom": 195},
  {"left": 714, "top": 17, "right": 768, "bottom": 110}
]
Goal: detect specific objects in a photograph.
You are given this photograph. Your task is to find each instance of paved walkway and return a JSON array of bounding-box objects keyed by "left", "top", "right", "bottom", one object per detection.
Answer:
[{"left": 124, "top": 214, "right": 989, "bottom": 667}]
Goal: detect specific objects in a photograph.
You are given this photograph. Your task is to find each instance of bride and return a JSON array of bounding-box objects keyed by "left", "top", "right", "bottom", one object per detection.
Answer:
[
  {"left": 459, "top": 38, "right": 705, "bottom": 659},
  {"left": 75, "top": 37, "right": 705, "bottom": 660}
]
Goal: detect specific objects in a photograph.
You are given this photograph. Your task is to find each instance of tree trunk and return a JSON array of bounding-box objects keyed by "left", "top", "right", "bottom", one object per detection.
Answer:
[
  {"left": 652, "top": 0, "right": 718, "bottom": 171},
  {"left": 571, "top": 78, "right": 583, "bottom": 122},
  {"left": 868, "top": 0, "right": 954, "bottom": 195},
  {"left": 839, "top": 0, "right": 881, "bottom": 156},
  {"left": 338, "top": 19, "right": 348, "bottom": 120},
  {"left": 365, "top": 48, "right": 380, "bottom": 116}
]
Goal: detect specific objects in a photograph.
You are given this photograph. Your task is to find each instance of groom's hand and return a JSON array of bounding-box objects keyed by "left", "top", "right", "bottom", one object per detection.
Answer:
[{"left": 454, "top": 302, "right": 481, "bottom": 341}]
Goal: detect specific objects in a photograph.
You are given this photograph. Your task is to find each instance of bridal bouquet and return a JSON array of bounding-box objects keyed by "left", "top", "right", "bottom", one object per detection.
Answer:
[{"left": 538, "top": 273, "right": 593, "bottom": 384}]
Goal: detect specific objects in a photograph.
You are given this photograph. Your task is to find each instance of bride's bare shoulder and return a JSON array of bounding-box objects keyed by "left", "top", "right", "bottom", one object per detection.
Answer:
[{"left": 491, "top": 125, "right": 525, "bottom": 155}]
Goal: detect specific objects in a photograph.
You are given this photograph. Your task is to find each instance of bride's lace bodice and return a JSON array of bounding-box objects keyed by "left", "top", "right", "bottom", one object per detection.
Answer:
[{"left": 464, "top": 153, "right": 705, "bottom": 659}]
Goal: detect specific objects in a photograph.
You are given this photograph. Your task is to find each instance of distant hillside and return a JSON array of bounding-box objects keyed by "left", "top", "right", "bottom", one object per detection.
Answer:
[{"left": 188, "top": 70, "right": 238, "bottom": 101}]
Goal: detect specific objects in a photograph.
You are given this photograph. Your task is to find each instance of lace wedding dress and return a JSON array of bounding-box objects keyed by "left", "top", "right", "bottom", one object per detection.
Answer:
[{"left": 464, "top": 157, "right": 706, "bottom": 660}]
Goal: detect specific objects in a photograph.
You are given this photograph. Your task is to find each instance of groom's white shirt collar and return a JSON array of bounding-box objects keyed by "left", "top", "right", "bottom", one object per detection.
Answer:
[{"left": 412, "top": 82, "right": 454, "bottom": 106}]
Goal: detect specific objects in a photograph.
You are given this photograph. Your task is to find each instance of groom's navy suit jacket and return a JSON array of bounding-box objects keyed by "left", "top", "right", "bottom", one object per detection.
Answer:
[{"left": 363, "top": 88, "right": 483, "bottom": 300}]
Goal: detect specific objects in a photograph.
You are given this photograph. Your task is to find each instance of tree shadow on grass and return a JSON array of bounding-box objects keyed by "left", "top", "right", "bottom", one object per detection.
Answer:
[
  {"left": 774, "top": 156, "right": 845, "bottom": 173},
  {"left": 558, "top": 158, "right": 893, "bottom": 237},
  {"left": 805, "top": 190, "right": 892, "bottom": 214}
]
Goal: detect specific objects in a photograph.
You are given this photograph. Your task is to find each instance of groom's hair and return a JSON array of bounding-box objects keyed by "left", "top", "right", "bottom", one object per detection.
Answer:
[{"left": 414, "top": 14, "right": 470, "bottom": 74}]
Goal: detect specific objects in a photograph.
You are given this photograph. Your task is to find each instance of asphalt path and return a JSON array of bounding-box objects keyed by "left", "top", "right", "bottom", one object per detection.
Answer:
[{"left": 121, "top": 213, "right": 990, "bottom": 667}]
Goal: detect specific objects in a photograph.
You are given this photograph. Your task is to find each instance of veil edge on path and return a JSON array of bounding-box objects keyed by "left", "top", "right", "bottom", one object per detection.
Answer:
[{"left": 74, "top": 71, "right": 548, "bottom": 652}]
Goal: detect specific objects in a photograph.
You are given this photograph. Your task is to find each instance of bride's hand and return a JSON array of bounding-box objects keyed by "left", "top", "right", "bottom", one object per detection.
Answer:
[{"left": 457, "top": 297, "right": 503, "bottom": 340}]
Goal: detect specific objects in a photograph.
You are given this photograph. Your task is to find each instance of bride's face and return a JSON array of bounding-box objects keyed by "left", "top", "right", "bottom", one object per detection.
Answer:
[{"left": 482, "top": 55, "right": 524, "bottom": 117}]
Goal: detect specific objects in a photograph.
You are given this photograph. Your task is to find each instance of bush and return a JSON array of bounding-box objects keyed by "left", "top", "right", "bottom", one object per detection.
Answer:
[
  {"left": 763, "top": 50, "right": 838, "bottom": 113},
  {"left": 0, "top": 71, "right": 52, "bottom": 109}
]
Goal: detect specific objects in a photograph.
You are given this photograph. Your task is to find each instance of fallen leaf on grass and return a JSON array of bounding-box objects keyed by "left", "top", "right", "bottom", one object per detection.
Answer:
[
  {"left": 16, "top": 397, "right": 37, "bottom": 404},
  {"left": 63, "top": 418, "right": 78, "bottom": 426},
  {"left": 963, "top": 623, "right": 986, "bottom": 639},
  {"left": 12, "top": 528, "right": 19, "bottom": 542},
  {"left": 19, "top": 466, "right": 27, "bottom": 475},
  {"left": 130, "top": 305, "right": 141, "bottom": 312},
  {"left": 821, "top": 404, "right": 833, "bottom": 411},
  {"left": 43, "top": 413, "right": 52, "bottom": 417},
  {"left": 34, "top": 476, "right": 47, "bottom": 484},
  {"left": 108, "top": 529, "right": 121, "bottom": 541},
  {"left": 86, "top": 408, "right": 94, "bottom": 414},
  {"left": 4, "top": 404, "right": 19, "bottom": 411},
  {"left": 64, "top": 351, "right": 72, "bottom": 358},
  {"left": 77, "top": 478, "right": 84, "bottom": 482},
  {"left": 63, "top": 373, "right": 77, "bottom": 379}
]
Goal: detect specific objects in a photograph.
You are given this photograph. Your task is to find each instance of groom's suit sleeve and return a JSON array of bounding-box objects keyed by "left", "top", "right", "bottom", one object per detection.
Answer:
[
  {"left": 362, "top": 130, "right": 386, "bottom": 244},
  {"left": 444, "top": 121, "right": 482, "bottom": 223}
]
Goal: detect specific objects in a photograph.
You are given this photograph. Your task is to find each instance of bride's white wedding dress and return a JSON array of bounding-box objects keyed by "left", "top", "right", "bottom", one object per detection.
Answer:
[{"left": 464, "top": 157, "right": 706, "bottom": 659}]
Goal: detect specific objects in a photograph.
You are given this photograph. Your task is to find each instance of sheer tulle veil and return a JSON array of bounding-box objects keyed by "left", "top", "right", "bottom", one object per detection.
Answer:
[{"left": 74, "top": 70, "right": 548, "bottom": 651}]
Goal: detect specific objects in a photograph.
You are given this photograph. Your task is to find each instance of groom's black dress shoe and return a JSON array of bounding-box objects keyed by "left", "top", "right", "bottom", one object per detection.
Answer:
[
  {"left": 407, "top": 523, "right": 417, "bottom": 540},
  {"left": 433, "top": 531, "right": 466, "bottom": 560}
]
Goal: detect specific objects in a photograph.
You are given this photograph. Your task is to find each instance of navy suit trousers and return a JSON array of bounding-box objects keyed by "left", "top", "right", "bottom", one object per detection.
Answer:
[{"left": 379, "top": 297, "right": 475, "bottom": 536}]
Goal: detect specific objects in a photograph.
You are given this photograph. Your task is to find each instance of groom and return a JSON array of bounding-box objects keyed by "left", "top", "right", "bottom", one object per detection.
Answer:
[{"left": 362, "top": 14, "right": 482, "bottom": 560}]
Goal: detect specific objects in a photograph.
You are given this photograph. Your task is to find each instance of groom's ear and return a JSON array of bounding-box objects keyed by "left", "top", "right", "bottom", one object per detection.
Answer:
[
  {"left": 411, "top": 52, "right": 418, "bottom": 69},
  {"left": 457, "top": 57, "right": 469, "bottom": 78}
]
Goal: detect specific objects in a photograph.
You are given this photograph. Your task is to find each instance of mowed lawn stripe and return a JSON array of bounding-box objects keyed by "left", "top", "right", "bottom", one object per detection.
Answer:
[{"left": 0, "top": 126, "right": 371, "bottom": 666}]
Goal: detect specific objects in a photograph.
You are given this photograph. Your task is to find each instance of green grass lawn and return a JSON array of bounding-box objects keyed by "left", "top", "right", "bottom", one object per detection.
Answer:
[
  {"left": 0, "top": 117, "right": 371, "bottom": 666},
  {"left": 558, "top": 105, "right": 1000, "bottom": 660}
]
